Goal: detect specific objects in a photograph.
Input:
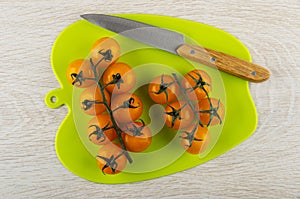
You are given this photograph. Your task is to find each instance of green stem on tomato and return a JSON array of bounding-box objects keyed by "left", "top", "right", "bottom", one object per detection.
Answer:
[
  {"left": 171, "top": 73, "right": 202, "bottom": 142},
  {"left": 89, "top": 57, "right": 133, "bottom": 164}
]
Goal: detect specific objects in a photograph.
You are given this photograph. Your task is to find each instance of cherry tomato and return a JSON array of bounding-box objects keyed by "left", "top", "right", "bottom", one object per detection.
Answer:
[
  {"left": 181, "top": 125, "right": 210, "bottom": 154},
  {"left": 182, "top": 69, "right": 212, "bottom": 101},
  {"left": 111, "top": 93, "right": 143, "bottom": 124},
  {"left": 148, "top": 74, "right": 180, "bottom": 104},
  {"left": 164, "top": 100, "right": 195, "bottom": 130},
  {"left": 79, "top": 85, "right": 110, "bottom": 115},
  {"left": 90, "top": 37, "right": 120, "bottom": 69},
  {"left": 122, "top": 120, "right": 152, "bottom": 152},
  {"left": 102, "top": 62, "right": 136, "bottom": 94},
  {"left": 197, "top": 98, "right": 225, "bottom": 126},
  {"left": 87, "top": 114, "right": 117, "bottom": 145},
  {"left": 66, "top": 59, "right": 95, "bottom": 88},
  {"left": 96, "top": 143, "right": 127, "bottom": 174}
]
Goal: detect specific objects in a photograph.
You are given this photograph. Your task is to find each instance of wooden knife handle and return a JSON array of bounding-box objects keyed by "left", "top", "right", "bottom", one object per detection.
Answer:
[{"left": 176, "top": 44, "right": 270, "bottom": 82}]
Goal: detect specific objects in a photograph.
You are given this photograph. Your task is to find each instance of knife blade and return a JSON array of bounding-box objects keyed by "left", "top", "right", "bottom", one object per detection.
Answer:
[{"left": 81, "top": 14, "right": 270, "bottom": 82}]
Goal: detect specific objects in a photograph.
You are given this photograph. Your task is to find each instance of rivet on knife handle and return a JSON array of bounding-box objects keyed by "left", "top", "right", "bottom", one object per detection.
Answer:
[{"left": 176, "top": 44, "right": 270, "bottom": 82}]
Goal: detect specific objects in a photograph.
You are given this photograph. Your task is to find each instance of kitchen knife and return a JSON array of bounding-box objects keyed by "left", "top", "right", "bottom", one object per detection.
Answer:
[{"left": 81, "top": 14, "right": 270, "bottom": 82}]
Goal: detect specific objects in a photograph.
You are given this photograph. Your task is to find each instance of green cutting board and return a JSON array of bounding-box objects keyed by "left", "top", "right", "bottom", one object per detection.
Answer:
[{"left": 45, "top": 14, "right": 257, "bottom": 183}]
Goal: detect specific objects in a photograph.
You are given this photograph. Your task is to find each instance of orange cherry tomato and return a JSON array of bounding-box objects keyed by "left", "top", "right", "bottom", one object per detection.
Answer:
[
  {"left": 66, "top": 59, "right": 95, "bottom": 88},
  {"left": 102, "top": 62, "right": 136, "bottom": 94},
  {"left": 111, "top": 93, "right": 143, "bottom": 124},
  {"left": 181, "top": 125, "right": 210, "bottom": 154},
  {"left": 87, "top": 114, "right": 117, "bottom": 145},
  {"left": 164, "top": 100, "right": 195, "bottom": 130},
  {"left": 96, "top": 143, "right": 127, "bottom": 174},
  {"left": 197, "top": 98, "right": 225, "bottom": 126},
  {"left": 123, "top": 120, "right": 152, "bottom": 152},
  {"left": 148, "top": 74, "right": 180, "bottom": 104},
  {"left": 181, "top": 69, "right": 212, "bottom": 101},
  {"left": 79, "top": 85, "right": 110, "bottom": 115},
  {"left": 90, "top": 37, "right": 120, "bottom": 69}
]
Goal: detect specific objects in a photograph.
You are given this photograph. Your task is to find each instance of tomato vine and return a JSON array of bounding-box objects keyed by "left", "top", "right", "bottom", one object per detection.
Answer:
[
  {"left": 172, "top": 73, "right": 222, "bottom": 148},
  {"left": 88, "top": 51, "right": 133, "bottom": 164}
]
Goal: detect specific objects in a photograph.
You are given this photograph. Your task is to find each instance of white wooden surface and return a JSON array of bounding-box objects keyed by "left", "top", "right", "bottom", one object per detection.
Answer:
[{"left": 0, "top": 1, "right": 299, "bottom": 198}]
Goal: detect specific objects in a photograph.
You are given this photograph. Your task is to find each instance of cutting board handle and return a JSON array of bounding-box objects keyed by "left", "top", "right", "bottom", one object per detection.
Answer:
[{"left": 176, "top": 44, "right": 270, "bottom": 82}]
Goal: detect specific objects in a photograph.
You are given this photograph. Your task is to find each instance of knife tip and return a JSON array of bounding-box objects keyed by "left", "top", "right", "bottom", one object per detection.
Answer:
[
  {"left": 80, "top": 14, "right": 88, "bottom": 19},
  {"left": 80, "top": 14, "right": 109, "bottom": 19}
]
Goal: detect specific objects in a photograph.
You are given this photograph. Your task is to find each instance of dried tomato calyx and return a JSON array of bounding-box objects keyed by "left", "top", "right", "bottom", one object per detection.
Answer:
[
  {"left": 88, "top": 123, "right": 112, "bottom": 143},
  {"left": 153, "top": 74, "right": 175, "bottom": 102},
  {"left": 165, "top": 103, "right": 187, "bottom": 128},
  {"left": 71, "top": 71, "right": 95, "bottom": 86},
  {"left": 126, "top": 120, "right": 145, "bottom": 136},
  {"left": 81, "top": 99, "right": 104, "bottom": 110},
  {"left": 98, "top": 49, "right": 113, "bottom": 62},
  {"left": 186, "top": 71, "right": 210, "bottom": 95},
  {"left": 71, "top": 71, "right": 84, "bottom": 86},
  {"left": 113, "top": 97, "right": 140, "bottom": 112},
  {"left": 97, "top": 152, "right": 124, "bottom": 174},
  {"left": 199, "top": 98, "right": 222, "bottom": 126},
  {"left": 180, "top": 127, "right": 203, "bottom": 148},
  {"left": 104, "top": 73, "right": 124, "bottom": 89}
]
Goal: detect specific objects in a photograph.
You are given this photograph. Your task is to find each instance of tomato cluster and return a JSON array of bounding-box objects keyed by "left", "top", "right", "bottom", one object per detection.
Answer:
[
  {"left": 148, "top": 70, "right": 224, "bottom": 155},
  {"left": 66, "top": 36, "right": 225, "bottom": 173},
  {"left": 66, "top": 37, "right": 152, "bottom": 174}
]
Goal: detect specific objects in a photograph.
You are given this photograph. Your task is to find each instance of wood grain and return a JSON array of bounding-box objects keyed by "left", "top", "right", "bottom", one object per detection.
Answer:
[
  {"left": 0, "top": 1, "right": 299, "bottom": 198},
  {"left": 176, "top": 44, "right": 270, "bottom": 82}
]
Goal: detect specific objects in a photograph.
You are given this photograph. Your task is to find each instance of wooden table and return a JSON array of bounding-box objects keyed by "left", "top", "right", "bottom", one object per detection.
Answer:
[{"left": 1, "top": 1, "right": 299, "bottom": 198}]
